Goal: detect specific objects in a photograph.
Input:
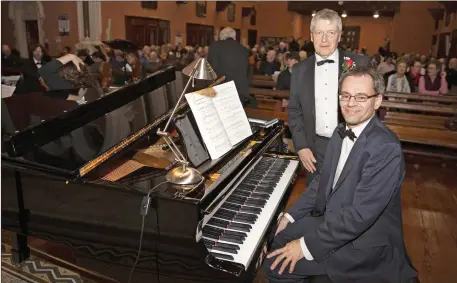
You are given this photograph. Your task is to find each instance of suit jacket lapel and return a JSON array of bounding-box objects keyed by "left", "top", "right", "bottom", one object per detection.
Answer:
[
  {"left": 338, "top": 49, "right": 344, "bottom": 79},
  {"left": 329, "top": 117, "right": 376, "bottom": 196},
  {"left": 325, "top": 129, "right": 343, "bottom": 198},
  {"left": 307, "top": 56, "right": 316, "bottom": 127}
]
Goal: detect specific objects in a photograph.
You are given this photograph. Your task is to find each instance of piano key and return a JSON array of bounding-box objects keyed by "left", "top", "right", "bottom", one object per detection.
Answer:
[
  {"left": 210, "top": 252, "right": 234, "bottom": 261},
  {"left": 203, "top": 225, "right": 247, "bottom": 239},
  {"left": 207, "top": 218, "right": 252, "bottom": 232},
  {"left": 203, "top": 158, "right": 299, "bottom": 269},
  {"left": 210, "top": 245, "right": 238, "bottom": 255},
  {"left": 204, "top": 239, "right": 240, "bottom": 251},
  {"left": 221, "top": 203, "right": 262, "bottom": 214}
]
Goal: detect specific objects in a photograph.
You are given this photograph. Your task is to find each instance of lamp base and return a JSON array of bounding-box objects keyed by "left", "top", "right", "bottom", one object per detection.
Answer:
[{"left": 166, "top": 166, "right": 204, "bottom": 187}]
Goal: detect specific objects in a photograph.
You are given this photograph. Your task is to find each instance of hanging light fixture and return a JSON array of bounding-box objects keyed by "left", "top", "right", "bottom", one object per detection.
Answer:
[
  {"left": 341, "top": 10, "right": 347, "bottom": 18},
  {"left": 373, "top": 11, "right": 380, "bottom": 18},
  {"left": 312, "top": 10, "right": 316, "bottom": 17}
]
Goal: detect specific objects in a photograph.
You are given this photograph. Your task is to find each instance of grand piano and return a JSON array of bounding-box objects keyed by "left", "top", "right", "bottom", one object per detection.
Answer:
[{"left": 1, "top": 66, "right": 299, "bottom": 283}]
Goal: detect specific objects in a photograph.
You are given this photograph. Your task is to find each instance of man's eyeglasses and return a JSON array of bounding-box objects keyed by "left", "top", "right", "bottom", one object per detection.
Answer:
[
  {"left": 339, "top": 93, "right": 380, "bottom": 102},
  {"left": 313, "top": 31, "right": 339, "bottom": 39}
]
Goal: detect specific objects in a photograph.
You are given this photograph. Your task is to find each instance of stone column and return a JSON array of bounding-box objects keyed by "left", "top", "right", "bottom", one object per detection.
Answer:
[{"left": 76, "top": 0, "right": 102, "bottom": 53}]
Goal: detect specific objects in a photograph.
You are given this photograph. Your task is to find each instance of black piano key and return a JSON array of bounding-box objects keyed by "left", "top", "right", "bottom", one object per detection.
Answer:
[
  {"left": 208, "top": 218, "right": 252, "bottom": 232},
  {"left": 228, "top": 222, "right": 252, "bottom": 232},
  {"left": 251, "top": 192, "right": 270, "bottom": 200},
  {"left": 203, "top": 230, "right": 244, "bottom": 244},
  {"left": 204, "top": 239, "right": 240, "bottom": 251},
  {"left": 211, "top": 252, "right": 234, "bottom": 261},
  {"left": 204, "top": 225, "right": 247, "bottom": 239},
  {"left": 221, "top": 202, "right": 262, "bottom": 214},
  {"left": 210, "top": 245, "right": 238, "bottom": 254}
]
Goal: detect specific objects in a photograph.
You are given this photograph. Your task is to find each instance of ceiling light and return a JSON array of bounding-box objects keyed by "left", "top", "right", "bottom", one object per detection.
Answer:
[
  {"left": 373, "top": 11, "right": 379, "bottom": 18},
  {"left": 312, "top": 10, "right": 316, "bottom": 17},
  {"left": 341, "top": 11, "right": 347, "bottom": 18}
]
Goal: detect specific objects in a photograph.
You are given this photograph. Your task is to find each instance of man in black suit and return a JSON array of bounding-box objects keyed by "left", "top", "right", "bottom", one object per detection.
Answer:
[
  {"left": 288, "top": 9, "right": 369, "bottom": 185},
  {"left": 14, "top": 44, "right": 52, "bottom": 94},
  {"left": 276, "top": 51, "right": 300, "bottom": 90},
  {"left": 263, "top": 66, "right": 417, "bottom": 283},
  {"left": 207, "top": 27, "right": 256, "bottom": 108}
]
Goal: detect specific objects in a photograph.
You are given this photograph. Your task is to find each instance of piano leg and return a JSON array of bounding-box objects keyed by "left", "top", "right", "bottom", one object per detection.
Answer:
[{"left": 11, "top": 171, "right": 30, "bottom": 264}]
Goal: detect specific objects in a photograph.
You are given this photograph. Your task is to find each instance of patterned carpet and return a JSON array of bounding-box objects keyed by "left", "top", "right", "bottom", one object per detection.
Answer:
[{"left": 1, "top": 244, "right": 97, "bottom": 283}]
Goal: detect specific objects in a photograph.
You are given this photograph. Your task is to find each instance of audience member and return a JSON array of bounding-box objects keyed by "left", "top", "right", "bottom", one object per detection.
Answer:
[{"left": 418, "top": 60, "right": 448, "bottom": 95}]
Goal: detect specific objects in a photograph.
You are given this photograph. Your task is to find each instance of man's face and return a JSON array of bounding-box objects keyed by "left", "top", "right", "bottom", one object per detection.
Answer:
[
  {"left": 311, "top": 19, "right": 341, "bottom": 58},
  {"left": 427, "top": 63, "right": 438, "bottom": 76},
  {"left": 2, "top": 45, "right": 11, "bottom": 56},
  {"left": 33, "top": 47, "right": 43, "bottom": 60},
  {"left": 412, "top": 62, "right": 422, "bottom": 74},
  {"left": 267, "top": 50, "right": 276, "bottom": 62},
  {"left": 339, "top": 75, "right": 382, "bottom": 127}
]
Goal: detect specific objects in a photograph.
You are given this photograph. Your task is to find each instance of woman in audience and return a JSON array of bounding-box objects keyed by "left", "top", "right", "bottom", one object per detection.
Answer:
[
  {"left": 386, "top": 60, "right": 411, "bottom": 93},
  {"left": 446, "top": 58, "right": 457, "bottom": 90},
  {"left": 407, "top": 60, "right": 423, "bottom": 92},
  {"left": 418, "top": 60, "right": 448, "bottom": 95},
  {"left": 377, "top": 55, "right": 395, "bottom": 75}
]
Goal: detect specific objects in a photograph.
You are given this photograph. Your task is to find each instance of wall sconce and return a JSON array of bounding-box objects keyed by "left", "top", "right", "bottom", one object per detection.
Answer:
[{"left": 373, "top": 11, "right": 379, "bottom": 18}]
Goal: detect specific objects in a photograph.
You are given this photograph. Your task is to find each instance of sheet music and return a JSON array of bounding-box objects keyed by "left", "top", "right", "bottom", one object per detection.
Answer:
[
  {"left": 185, "top": 91, "right": 232, "bottom": 160},
  {"left": 2, "top": 84, "right": 16, "bottom": 99},
  {"left": 212, "top": 81, "right": 252, "bottom": 145},
  {"left": 185, "top": 80, "right": 252, "bottom": 160}
]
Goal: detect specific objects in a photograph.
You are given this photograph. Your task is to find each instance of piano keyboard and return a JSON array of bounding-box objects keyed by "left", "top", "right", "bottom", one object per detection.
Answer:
[{"left": 201, "top": 157, "right": 299, "bottom": 269}]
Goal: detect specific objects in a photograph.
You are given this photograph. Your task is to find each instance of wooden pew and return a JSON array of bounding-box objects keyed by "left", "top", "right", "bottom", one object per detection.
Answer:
[
  {"left": 251, "top": 79, "right": 276, "bottom": 89},
  {"left": 252, "top": 75, "right": 273, "bottom": 81},
  {"left": 384, "top": 92, "right": 457, "bottom": 104},
  {"left": 250, "top": 88, "right": 289, "bottom": 99}
]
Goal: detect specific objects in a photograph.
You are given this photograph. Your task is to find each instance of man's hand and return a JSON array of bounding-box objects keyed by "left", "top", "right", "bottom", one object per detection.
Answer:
[
  {"left": 267, "top": 239, "right": 304, "bottom": 275},
  {"left": 275, "top": 216, "right": 290, "bottom": 236},
  {"left": 298, "top": 148, "right": 316, "bottom": 173}
]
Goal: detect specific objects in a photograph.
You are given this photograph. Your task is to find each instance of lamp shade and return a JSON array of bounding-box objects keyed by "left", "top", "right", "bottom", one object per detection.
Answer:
[{"left": 182, "top": 58, "right": 218, "bottom": 80}]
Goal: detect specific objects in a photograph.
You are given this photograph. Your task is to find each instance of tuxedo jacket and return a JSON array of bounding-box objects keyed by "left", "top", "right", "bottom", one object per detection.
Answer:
[
  {"left": 287, "top": 116, "right": 417, "bottom": 283},
  {"left": 14, "top": 57, "right": 51, "bottom": 94},
  {"left": 288, "top": 49, "right": 370, "bottom": 153}
]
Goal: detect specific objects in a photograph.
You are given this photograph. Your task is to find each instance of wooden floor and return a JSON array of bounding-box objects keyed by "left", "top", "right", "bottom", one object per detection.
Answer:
[{"left": 3, "top": 156, "right": 457, "bottom": 283}]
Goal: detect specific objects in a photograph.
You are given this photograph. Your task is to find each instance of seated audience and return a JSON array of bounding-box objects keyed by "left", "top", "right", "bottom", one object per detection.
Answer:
[
  {"left": 386, "top": 60, "right": 411, "bottom": 93},
  {"left": 407, "top": 60, "right": 423, "bottom": 92},
  {"left": 14, "top": 44, "right": 52, "bottom": 94},
  {"left": 446, "top": 58, "right": 457, "bottom": 90},
  {"left": 2, "top": 44, "right": 22, "bottom": 75},
  {"left": 418, "top": 60, "right": 448, "bottom": 95},
  {"left": 260, "top": 50, "right": 281, "bottom": 76},
  {"left": 276, "top": 51, "right": 300, "bottom": 90},
  {"left": 377, "top": 55, "right": 395, "bottom": 75}
]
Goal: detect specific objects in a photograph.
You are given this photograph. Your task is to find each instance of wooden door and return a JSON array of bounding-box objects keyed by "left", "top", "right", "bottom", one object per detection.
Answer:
[
  {"left": 186, "top": 23, "right": 214, "bottom": 46},
  {"left": 437, "top": 33, "right": 450, "bottom": 59},
  {"left": 248, "top": 30, "right": 257, "bottom": 48},
  {"left": 125, "top": 16, "right": 170, "bottom": 48},
  {"left": 341, "top": 26, "right": 360, "bottom": 50},
  {"left": 450, "top": 30, "right": 457, "bottom": 58}
]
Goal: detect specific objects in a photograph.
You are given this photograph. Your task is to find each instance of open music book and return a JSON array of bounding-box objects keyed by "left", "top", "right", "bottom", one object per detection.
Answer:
[{"left": 185, "top": 81, "right": 252, "bottom": 160}]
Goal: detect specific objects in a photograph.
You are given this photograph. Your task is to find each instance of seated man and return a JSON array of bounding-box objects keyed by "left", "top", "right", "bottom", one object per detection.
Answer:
[{"left": 263, "top": 66, "right": 417, "bottom": 283}]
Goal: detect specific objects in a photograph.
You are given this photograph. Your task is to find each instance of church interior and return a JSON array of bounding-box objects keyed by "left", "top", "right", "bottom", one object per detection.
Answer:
[{"left": 1, "top": 1, "right": 457, "bottom": 283}]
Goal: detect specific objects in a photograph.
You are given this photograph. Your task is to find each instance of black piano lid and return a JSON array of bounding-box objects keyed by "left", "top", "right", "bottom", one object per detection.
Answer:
[{"left": 2, "top": 66, "right": 176, "bottom": 175}]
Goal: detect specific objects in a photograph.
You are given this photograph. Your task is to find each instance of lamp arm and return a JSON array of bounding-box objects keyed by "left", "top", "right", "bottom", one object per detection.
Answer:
[{"left": 162, "top": 68, "right": 196, "bottom": 133}]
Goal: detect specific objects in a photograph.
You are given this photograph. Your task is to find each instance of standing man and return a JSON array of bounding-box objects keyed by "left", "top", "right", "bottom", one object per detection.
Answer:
[
  {"left": 263, "top": 66, "right": 418, "bottom": 283},
  {"left": 207, "top": 27, "right": 256, "bottom": 108},
  {"left": 288, "top": 9, "right": 369, "bottom": 185}
]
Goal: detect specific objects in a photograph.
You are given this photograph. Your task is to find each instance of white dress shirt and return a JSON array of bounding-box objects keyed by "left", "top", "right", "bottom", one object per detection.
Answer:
[
  {"left": 284, "top": 115, "right": 374, "bottom": 260},
  {"left": 315, "top": 49, "right": 339, "bottom": 138},
  {"left": 34, "top": 58, "right": 42, "bottom": 69}
]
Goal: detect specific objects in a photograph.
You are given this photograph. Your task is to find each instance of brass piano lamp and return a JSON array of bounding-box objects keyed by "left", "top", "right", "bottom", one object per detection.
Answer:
[{"left": 157, "top": 58, "right": 218, "bottom": 186}]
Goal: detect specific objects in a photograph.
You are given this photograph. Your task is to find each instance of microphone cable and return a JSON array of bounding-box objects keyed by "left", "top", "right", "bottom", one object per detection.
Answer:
[{"left": 128, "top": 181, "right": 169, "bottom": 283}]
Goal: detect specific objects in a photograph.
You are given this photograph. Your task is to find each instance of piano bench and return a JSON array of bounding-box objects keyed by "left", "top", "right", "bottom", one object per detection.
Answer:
[{"left": 308, "top": 275, "right": 333, "bottom": 283}]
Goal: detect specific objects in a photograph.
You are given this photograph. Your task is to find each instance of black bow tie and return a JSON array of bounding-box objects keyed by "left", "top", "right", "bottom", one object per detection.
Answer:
[
  {"left": 317, "top": 59, "right": 335, "bottom": 66},
  {"left": 36, "top": 62, "right": 42, "bottom": 65},
  {"left": 338, "top": 127, "right": 357, "bottom": 141}
]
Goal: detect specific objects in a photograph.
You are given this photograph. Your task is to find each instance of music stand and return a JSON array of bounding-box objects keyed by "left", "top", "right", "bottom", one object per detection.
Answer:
[{"left": 157, "top": 57, "right": 218, "bottom": 186}]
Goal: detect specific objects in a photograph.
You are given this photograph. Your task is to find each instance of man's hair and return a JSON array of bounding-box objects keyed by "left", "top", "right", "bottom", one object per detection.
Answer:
[
  {"left": 338, "top": 66, "right": 385, "bottom": 95},
  {"left": 288, "top": 51, "right": 300, "bottom": 62},
  {"left": 310, "top": 9, "right": 342, "bottom": 33},
  {"left": 220, "top": 27, "right": 236, "bottom": 40}
]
